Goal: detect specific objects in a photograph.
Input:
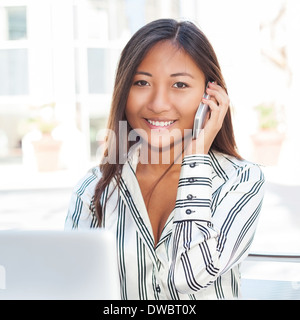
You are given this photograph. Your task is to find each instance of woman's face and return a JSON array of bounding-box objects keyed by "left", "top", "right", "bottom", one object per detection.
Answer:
[{"left": 125, "top": 40, "right": 206, "bottom": 151}]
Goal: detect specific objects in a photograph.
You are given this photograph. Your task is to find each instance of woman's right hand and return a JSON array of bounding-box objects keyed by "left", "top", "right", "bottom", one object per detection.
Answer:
[{"left": 184, "top": 82, "right": 230, "bottom": 156}]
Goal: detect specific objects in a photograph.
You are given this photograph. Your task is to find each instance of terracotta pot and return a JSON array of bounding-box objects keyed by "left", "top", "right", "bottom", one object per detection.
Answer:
[
  {"left": 251, "top": 130, "right": 285, "bottom": 166},
  {"left": 32, "top": 134, "right": 62, "bottom": 172}
]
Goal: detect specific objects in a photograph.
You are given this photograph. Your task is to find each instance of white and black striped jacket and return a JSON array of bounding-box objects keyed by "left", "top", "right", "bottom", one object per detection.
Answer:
[{"left": 65, "top": 144, "right": 265, "bottom": 299}]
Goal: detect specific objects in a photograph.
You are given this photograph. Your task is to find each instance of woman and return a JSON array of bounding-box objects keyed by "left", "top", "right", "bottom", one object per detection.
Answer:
[{"left": 65, "top": 19, "right": 265, "bottom": 299}]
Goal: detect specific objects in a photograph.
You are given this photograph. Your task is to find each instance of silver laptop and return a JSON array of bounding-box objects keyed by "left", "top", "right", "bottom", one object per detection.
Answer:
[{"left": 0, "top": 229, "right": 120, "bottom": 300}]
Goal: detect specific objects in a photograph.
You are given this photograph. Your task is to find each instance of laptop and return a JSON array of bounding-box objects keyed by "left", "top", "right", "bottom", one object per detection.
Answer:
[{"left": 0, "top": 229, "right": 120, "bottom": 300}]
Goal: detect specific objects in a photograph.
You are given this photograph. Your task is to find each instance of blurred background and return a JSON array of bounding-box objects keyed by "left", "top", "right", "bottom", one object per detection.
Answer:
[{"left": 0, "top": 0, "right": 300, "bottom": 262}]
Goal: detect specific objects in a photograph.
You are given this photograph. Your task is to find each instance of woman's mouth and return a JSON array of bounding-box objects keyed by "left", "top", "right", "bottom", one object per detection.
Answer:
[{"left": 146, "top": 119, "right": 176, "bottom": 128}]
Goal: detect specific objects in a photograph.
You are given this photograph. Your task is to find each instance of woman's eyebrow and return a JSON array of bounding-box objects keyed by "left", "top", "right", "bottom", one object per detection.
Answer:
[
  {"left": 135, "top": 71, "right": 152, "bottom": 77},
  {"left": 170, "top": 72, "right": 194, "bottom": 79},
  {"left": 135, "top": 71, "right": 194, "bottom": 79}
]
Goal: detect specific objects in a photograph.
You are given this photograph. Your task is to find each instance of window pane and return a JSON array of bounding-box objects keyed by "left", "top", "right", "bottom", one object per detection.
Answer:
[
  {"left": 6, "top": 6, "right": 27, "bottom": 40},
  {"left": 74, "top": 48, "right": 80, "bottom": 94},
  {"left": 0, "top": 49, "right": 29, "bottom": 95},
  {"left": 87, "top": 48, "right": 110, "bottom": 94}
]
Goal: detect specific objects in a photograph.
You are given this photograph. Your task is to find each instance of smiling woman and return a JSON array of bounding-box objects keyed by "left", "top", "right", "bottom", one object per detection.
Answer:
[
  {"left": 125, "top": 41, "right": 205, "bottom": 153},
  {"left": 65, "top": 19, "right": 265, "bottom": 300}
]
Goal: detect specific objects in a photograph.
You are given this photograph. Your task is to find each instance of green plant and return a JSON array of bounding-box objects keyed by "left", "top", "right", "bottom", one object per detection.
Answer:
[
  {"left": 255, "top": 103, "right": 279, "bottom": 130},
  {"left": 27, "top": 102, "right": 59, "bottom": 134}
]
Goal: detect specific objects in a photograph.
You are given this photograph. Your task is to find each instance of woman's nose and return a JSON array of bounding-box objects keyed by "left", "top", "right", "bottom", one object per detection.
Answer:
[{"left": 147, "top": 87, "right": 172, "bottom": 114}]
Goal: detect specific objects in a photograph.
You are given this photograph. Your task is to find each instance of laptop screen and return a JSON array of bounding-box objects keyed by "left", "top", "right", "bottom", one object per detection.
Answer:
[{"left": 0, "top": 229, "right": 120, "bottom": 300}]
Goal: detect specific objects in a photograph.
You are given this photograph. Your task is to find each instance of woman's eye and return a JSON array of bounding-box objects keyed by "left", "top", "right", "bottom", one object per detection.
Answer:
[
  {"left": 173, "top": 82, "right": 188, "bottom": 89},
  {"left": 134, "top": 80, "right": 149, "bottom": 87}
]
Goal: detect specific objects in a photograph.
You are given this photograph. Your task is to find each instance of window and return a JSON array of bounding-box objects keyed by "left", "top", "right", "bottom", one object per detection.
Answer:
[
  {"left": 0, "top": 6, "right": 28, "bottom": 96},
  {"left": 87, "top": 48, "right": 108, "bottom": 94},
  {"left": 7, "top": 6, "right": 27, "bottom": 40},
  {"left": 0, "top": 49, "right": 29, "bottom": 95},
  {"left": 0, "top": 6, "right": 27, "bottom": 41},
  {"left": 87, "top": 48, "right": 117, "bottom": 94}
]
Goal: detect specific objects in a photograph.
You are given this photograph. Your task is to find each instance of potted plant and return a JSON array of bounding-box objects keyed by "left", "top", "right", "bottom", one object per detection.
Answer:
[
  {"left": 28, "top": 103, "right": 62, "bottom": 172},
  {"left": 251, "top": 103, "right": 285, "bottom": 166}
]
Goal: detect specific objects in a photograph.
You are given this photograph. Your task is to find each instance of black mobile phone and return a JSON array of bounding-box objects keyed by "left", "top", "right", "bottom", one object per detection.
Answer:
[{"left": 192, "top": 83, "right": 210, "bottom": 139}]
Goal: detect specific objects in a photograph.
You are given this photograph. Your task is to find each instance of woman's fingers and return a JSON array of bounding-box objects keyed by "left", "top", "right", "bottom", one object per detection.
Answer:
[
  {"left": 185, "top": 82, "right": 231, "bottom": 155},
  {"left": 205, "top": 82, "right": 229, "bottom": 127},
  {"left": 207, "top": 82, "right": 230, "bottom": 106}
]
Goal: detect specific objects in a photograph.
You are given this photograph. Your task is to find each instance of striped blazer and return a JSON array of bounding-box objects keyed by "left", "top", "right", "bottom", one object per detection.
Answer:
[{"left": 65, "top": 144, "right": 265, "bottom": 299}]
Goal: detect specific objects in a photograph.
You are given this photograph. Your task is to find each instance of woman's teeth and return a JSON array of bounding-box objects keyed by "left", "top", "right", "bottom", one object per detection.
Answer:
[{"left": 147, "top": 119, "right": 175, "bottom": 127}]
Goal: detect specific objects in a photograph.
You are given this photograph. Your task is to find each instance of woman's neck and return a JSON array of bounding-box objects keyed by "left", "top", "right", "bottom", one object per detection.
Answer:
[{"left": 138, "top": 140, "right": 183, "bottom": 173}]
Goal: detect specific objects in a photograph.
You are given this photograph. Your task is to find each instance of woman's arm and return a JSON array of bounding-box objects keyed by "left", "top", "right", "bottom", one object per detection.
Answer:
[
  {"left": 170, "top": 154, "right": 265, "bottom": 294},
  {"left": 65, "top": 167, "right": 101, "bottom": 230}
]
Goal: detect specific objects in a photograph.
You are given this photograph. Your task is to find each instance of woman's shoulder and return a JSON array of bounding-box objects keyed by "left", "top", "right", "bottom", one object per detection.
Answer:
[
  {"left": 66, "top": 166, "right": 102, "bottom": 230},
  {"left": 73, "top": 166, "right": 102, "bottom": 200},
  {"left": 210, "top": 150, "right": 265, "bottom": 183}
]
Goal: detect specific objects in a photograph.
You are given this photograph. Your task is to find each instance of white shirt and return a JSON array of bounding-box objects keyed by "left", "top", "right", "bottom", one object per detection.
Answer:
[{"left": 65, "top": 144, "right": 265, "bottom": 299}]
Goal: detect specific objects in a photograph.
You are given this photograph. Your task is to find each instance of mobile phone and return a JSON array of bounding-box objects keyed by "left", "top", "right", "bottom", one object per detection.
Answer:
[{"left": 192, "top": 83, "right": 210, "bottom": 139}]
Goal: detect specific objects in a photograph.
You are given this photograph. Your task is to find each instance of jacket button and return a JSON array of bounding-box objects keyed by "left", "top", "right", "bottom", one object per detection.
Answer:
[
  {"left": 188, "top": 178, "right": 195, "bottom": 183},
  {"left": 187, "top": 194, "right": 193, "bottom": 200},
  {"left": 189, "top": 162, "right": 196, "bottom": 168},
  {"left": 185, "top": 209, "right": 192, "bottom": 215}
]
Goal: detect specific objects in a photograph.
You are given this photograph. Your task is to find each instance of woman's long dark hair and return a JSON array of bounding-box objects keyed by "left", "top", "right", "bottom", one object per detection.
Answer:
[{"left": 94, "top": 19, "right": 241, "bottom": 225}]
